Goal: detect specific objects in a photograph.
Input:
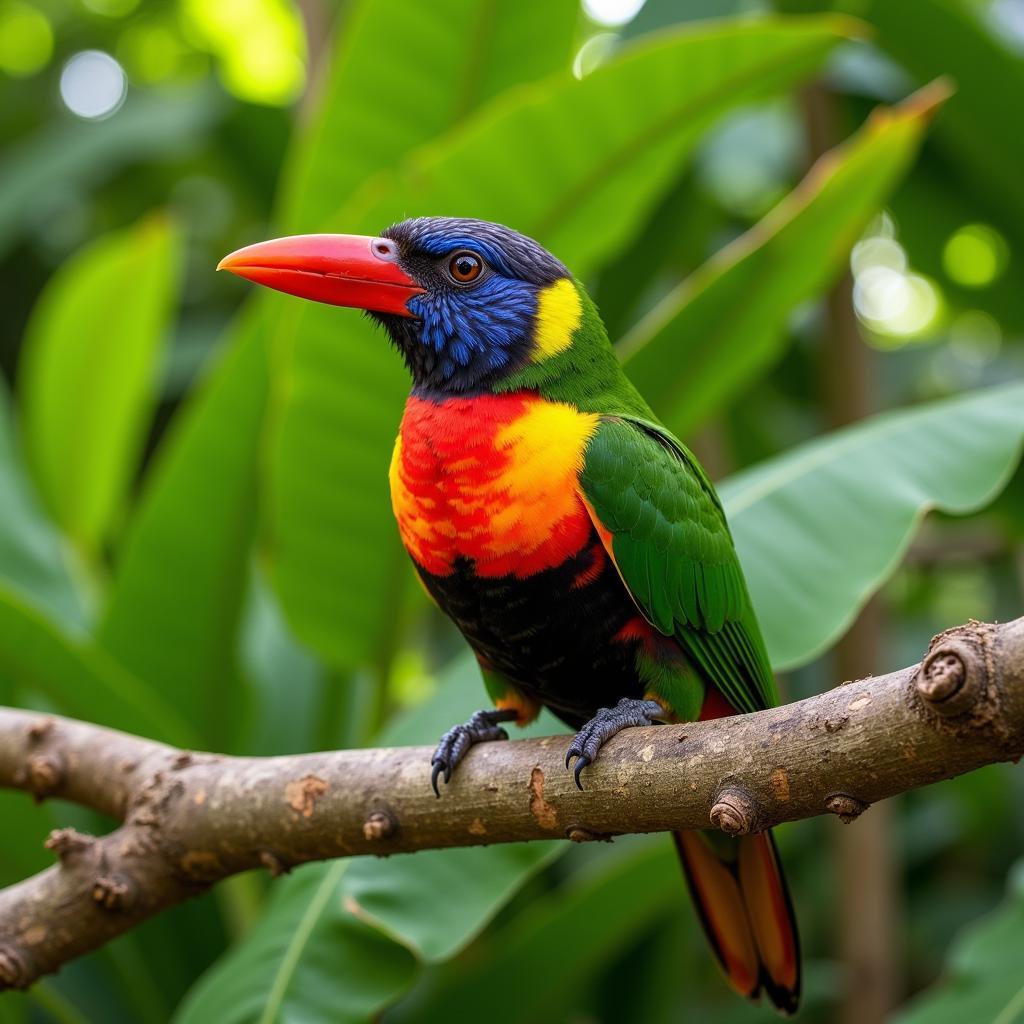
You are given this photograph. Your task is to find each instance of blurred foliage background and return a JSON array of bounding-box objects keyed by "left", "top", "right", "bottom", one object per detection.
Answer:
[{"left": 1, "top": 0, "right": 1023, "bottom": 1021}]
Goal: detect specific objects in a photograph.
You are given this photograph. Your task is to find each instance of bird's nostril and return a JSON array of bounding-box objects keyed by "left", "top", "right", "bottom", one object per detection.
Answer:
[{"left": 372, "top": 238, "right": 397, "bottom": 261}]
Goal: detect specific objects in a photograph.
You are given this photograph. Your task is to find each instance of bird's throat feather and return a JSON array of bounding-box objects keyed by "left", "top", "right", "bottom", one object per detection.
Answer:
[{"left": 389, "top": 393, "right": 599, "bottom": 578}]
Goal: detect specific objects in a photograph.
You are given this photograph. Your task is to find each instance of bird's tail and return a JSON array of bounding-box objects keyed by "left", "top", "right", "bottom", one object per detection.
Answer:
[{"left": 674, "top": 828, "right": 800, "bottom": 1015}]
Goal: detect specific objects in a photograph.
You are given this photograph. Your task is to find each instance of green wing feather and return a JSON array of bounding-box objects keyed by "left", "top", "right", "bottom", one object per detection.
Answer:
[{"left": 579, "top": 416, "right": 777, "bottom": 714}]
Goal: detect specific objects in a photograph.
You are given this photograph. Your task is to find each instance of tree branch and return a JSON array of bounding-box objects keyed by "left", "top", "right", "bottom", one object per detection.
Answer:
[{"left": 2, "top": 616, "right": 1023, "bottom": 990}]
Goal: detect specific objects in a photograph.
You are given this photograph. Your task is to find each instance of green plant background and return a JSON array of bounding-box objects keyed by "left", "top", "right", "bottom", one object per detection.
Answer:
[{"left": 1, "top": 1, "right": 1023, "bottom": 1021}]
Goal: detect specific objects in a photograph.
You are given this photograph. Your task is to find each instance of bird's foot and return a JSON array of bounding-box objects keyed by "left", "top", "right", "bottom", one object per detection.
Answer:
[
  {"left": 565, "top": 698, "right": 665, "bottom": 790},
  {"left": 430, "top": 708, "right": 519, "bottom": 797}
]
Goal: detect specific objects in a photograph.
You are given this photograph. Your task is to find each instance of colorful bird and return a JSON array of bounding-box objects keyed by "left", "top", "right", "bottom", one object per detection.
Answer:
[{"left": 219, "top": 218, "right": 801, "bottom": 1013}]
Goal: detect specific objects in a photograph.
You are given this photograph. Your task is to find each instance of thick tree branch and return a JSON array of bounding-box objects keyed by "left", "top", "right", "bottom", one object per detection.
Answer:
[{"left": 1, "top": 616, "right": 1023, "bottom": 990}]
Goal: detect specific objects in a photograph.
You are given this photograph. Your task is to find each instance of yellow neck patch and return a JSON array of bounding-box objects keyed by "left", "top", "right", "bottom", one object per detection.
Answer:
[{"left": 532, "top": 278, "right": 582, "bottom": 361}]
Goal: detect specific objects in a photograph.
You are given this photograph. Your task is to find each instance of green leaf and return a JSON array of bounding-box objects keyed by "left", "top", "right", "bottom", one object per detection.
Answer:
[
  {"left": 98, "top": 312, "right": 268, "bottom": 748},
  {"left": 0, "top": 584, "right": 195, "bottom": 745},
  {"left": 895, "top": 860, "right": 1024, "bottom": 1024},
  {"left": 389, "top": 839, "right": 678, "bottom": 1024},
  {"left": 833, "top": 0, "right": 1024, "bottom": 244},
  {"left": 173, "top": 863, "right": 419, "bottom": 1024},
  {"left": 275, "top": 0, "right": 580, "bottom": 231},
  {"left": 348, "top": 17, "right": 857, "bottom": 271},
  {"left": 19, "top": 214, "right": 181, "bottom": 556},
  {"left": 344, "top": 843, "right": 563, "bottom": 964},
  {"left": 269, "top": 14, "right": 856, "bottom": 666},
  {"left": 620, "top": 82, "right": 947, "bottom": 436},
  {"left": 720, "top": 382, "right": 1024, "bottom": 669},
  {"left": 0, "top": 379, "right": 86, "bottom": 629},
  {"left": 236, "top": 570, "right": 324, "bottom": 756}
]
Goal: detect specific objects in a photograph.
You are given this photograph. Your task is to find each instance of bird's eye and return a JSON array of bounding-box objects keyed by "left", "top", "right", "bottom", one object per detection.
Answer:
[{"left": 448, "top": 251, "right": 483, "bottom": 283}]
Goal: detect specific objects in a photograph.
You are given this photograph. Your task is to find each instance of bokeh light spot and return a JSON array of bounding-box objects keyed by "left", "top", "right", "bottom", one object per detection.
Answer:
[
  {"left": 851, "top": 217, "right": 942, "bottom": 344},
  {"left": 855, "top": 268, "right": 940, "bottom": 342},
  {"left": 850, "top": 236, "right": 906, "bottom": 277},
  {"left": 0, "top": 1, "right": 53, "bottom": 77},
  {"left": 987, "top": 0, "right": 1024, "bottom": 56},
  {"left": 854, "top": 266, "right": 910, "bottom": 323},
  {"left": 60, "top": 50, "right": 127, "bottom": 119},
  {"left": 942, "top": 223, "right": 1009, "bottom": 288},
  {"left": 182, "top": 0, "right": 305, "bottom": 105},
  {"left": 572, "top": 33, "right": 618, "bottom": 79},
  {"left": 582, "top": 0, "right": 646, "bottom": 27}
]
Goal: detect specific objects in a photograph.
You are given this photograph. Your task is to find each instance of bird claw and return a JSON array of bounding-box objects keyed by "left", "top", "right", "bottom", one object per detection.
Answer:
[
  {"left": 430, "top": 759, "right": 449, "bottom": 799},
  {"left": 565, "top": 744, "right": 592, "bottom": 789},
  {"left": 563, "top": 698, "right": 664, "bottom": 790},
  {"left": 429, "top": 708, "right": 518, "bottom": 797},
  {"left": 573, "top": 755, "right": 591, "bottom": 791}
]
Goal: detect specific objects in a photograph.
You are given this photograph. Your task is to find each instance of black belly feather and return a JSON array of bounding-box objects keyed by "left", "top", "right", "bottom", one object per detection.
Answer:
[{"left": 415, "top": 529, "right": 645, "bottom": 727}]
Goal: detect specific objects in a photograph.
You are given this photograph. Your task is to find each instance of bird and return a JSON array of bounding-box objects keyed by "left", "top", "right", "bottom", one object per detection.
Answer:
[{"left": 219, "top": 218, "right": 801, "bottom": 1013}]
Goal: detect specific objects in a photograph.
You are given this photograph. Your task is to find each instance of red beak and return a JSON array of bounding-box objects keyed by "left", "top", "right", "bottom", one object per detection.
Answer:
[{"left": 217, "top": 233, "right": 424, "bottom": 317}]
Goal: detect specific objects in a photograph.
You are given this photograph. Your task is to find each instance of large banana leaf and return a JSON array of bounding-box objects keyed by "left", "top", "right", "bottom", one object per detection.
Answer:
[
  {"left": 19, "top": 215, "right": 181, "bottom": 558},
  {"left": 895, "top": 859, "right": 1024, "bottom": 1024},
  {"left": 237, "top": 571, "right": 325, "bottom": 756},
  {"left": 0, "top": 584, "right": 194, "bottom": 745},
  {"left": 0, "top": 380, "right": 85, "bottom": 629},
  {"left": 175, "top": 864, "right": 418, "bottom": 1024},
  {"left": 828, "top": 0, "right": 1024, "bottom": 244},
  {"left": 276, "top": 0, "right": 579, "bottom": 231},
  {"left": 620, "top": 83, "right": 946, "bottom": 436},
  {"left": 721, "top": 382, "right": 1024, "bottom": 669},
  {"left": 268, "top": 15, "right": 857, "bottom": 667},
  {"left": 98, "top": 312, "right": 268, "bottom": 748},
  {"left": 388, "top": 839, "right": 679, "bottom": 1024}
]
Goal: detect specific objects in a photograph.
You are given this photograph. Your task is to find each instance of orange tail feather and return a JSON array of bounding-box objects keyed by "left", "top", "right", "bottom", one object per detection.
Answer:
[{"left": 674, "top": 829, "right": 800, "bottom": 1015}]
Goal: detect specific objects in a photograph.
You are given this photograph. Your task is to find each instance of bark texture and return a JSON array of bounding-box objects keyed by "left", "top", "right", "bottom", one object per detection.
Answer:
[{"left": 1, "top": 616, "right": 1022, "bottom": 990}]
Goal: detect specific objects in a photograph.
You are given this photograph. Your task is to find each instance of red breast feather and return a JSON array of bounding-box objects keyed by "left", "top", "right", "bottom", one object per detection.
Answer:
[{"left": 390, "top": 393, "right": 600, "bottom": 578}]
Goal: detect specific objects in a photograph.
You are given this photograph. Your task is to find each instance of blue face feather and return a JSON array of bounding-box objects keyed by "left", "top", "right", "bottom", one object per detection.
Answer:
[
  {"left": 407, "top": 276, "right": 537, "bottom": 380},
  {"left": 378, "top": 217, "right": 568, "bottom": 394}
]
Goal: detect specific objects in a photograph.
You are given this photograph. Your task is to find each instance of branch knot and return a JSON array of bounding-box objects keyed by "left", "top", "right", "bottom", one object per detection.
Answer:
[
  {"left": 0, "top": 946, "right": 28, "bottom": 990},
  {"left": 710, "top": 787, "right": 757, "bottom": 836},
  {"left": 45, "top": 828, "right": 95, "bottom": 863},
  {"left": 93, "top": 875, "right": 135, "bottom": 912},
  {"left": 917, "top": 637, "right": 984, "bottom": 718},
  {"left": 15, "top": 753, "right": 65, "bottom": 799},
  {"left": 825, "top": 793, "right": 869, "bottom": 823},
  {"left": 363, "top": 810, "right": 397, "bottom": 841}
]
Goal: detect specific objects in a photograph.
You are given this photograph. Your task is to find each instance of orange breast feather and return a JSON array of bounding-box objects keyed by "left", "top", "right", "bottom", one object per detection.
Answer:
[{"left": 389, "top": 393, "right": 600, "bottom": 578}]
